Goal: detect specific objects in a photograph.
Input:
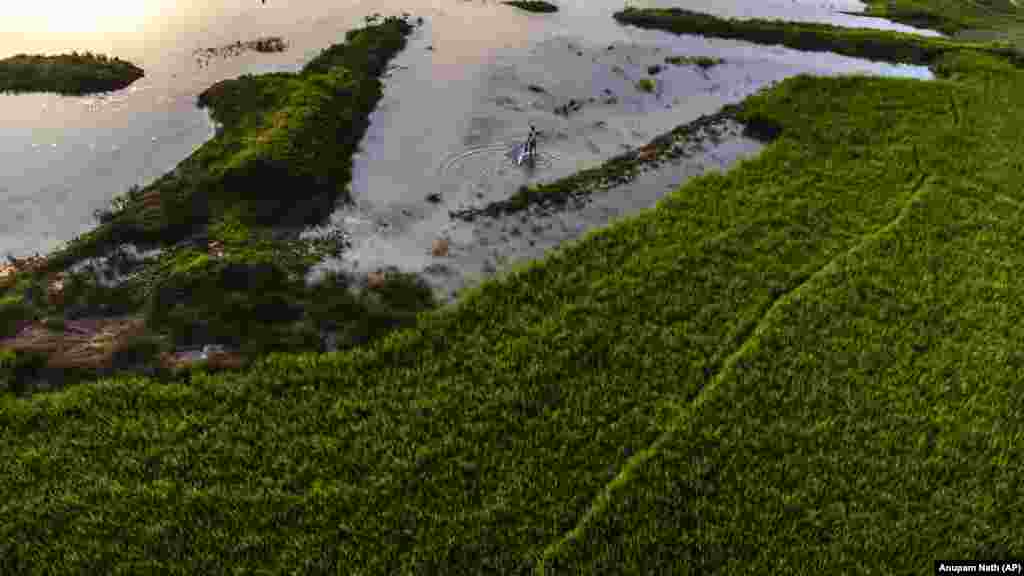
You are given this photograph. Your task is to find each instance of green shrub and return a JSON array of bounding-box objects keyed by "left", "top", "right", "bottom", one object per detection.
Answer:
[
  {"left": 146, "top": 255, "right": 303, "bottom": 348},
  {"left": 109, "top": 331, "right": 171, "bottom": 373},
  {"left": 42, "top": 317, "right": 66, "bottom": 332},
  {"left": 0, "top": 295, "right": 34, "bottom": 338},
  {"left": 0, "top": 349, "right": 46, "bottom": 395},
  {"left": 636, "top": 78, "right": 656, "bottom": 93}
]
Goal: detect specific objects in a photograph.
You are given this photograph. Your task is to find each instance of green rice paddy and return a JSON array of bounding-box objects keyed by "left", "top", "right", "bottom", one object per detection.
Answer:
[{"left": 2, "top": 1, "right": 1024, "bottom": 573}]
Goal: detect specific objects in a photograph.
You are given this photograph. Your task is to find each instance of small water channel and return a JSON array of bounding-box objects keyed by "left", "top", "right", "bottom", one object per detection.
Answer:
[{"left": 1, "top": 0, "right": 936, "bottom": 308}]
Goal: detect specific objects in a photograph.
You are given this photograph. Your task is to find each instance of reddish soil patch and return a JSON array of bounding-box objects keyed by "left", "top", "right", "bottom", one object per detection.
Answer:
[{"left": 1, "top": 316, "right": 148, "bottom": 372}]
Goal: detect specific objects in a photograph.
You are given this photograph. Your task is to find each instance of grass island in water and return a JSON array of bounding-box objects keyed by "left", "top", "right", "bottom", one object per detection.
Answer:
[
  {"left": 503, "top": 1, "right": 559, "bottom": 13},
  {"left": 0, "top": 52, "right": 143, "bottom": 95}
]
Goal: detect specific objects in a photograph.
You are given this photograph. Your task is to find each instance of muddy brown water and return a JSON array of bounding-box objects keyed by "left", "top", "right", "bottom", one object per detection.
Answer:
[{"left": 1, "top": 0, "right": 936, "bottom": 317}]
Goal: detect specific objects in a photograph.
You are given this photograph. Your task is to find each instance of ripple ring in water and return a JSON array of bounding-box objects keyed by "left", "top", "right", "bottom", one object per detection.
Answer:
[{"left": 438, "top": 139, "right": 560, "bottom": 191}]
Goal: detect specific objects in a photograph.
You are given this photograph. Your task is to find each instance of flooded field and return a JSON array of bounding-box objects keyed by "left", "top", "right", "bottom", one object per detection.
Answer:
[{"left": 1, "top": 0, "right": 937, "bottom": 304}]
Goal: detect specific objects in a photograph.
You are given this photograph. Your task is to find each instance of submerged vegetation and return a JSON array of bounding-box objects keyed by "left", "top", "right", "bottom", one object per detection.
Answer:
[
  {"left": 0, "top": 52, "right": 143, "bottom": 95},
  {"left": 635, "top": 77, "right": 657, "bottom": 92},
  {"left": 503, "top": 0, "right": 559, "bottom": 13},
  {"left": 193, "top": 36, "right": 288, "bottom": 67},
  {"left": 5, "top": 0, "right": 1024, "bottom": 572}
]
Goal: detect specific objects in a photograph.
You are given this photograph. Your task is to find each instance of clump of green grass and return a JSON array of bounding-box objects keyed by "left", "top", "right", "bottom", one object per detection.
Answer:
[
  {"left": 635, "top": 77, "right": 657, "bottom": 92},
  {"left": 0, "top": 51, "right": 143, "bottom": 95},
  {"left": 665, "top": 54, "right": 724, "bottom": 68},
  {"left": 503, "top": 0, "right": 559, "bottom": 13}
]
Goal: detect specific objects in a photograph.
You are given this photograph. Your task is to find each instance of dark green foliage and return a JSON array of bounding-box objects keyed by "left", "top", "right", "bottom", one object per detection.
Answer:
[
  {"left": 301, "top": 268, "right": 436, "bottom": 351},
  {"left": 303, "top": 16, "right": 413, "bottom": 77},
  {"left": 58, "top": 268, "right": 149, "bottom": 319},
  {"left": 144, "top": 247, "right": 302, "bottom": 349},
  {"left": 0, "top": 51, "right": 143, "bottom": 95},
  {"left": 0, "top": 349, "right": 46, "bottom": 396},
  {"left": 0, "top": 295, "right": 34, "bottom": 339},
  {"left": 110, "top": 332, "right": 170, "bottom": 371},
  {"left": 503, "top": 1, "right": 559, "bottom": 13},
  {"left": 41, "top": 317, "right": 66, "bottom": 332}
]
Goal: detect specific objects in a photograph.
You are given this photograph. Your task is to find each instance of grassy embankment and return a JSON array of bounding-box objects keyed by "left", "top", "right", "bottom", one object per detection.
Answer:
[
  {"left": 0, "top": 16, "right": 435, "bottom": 391},
  {"left": 0, "top": 52, "right": 143, "bottom": 95},
  {"left": 4, "top": 3, "right": 1024, "bottom": 574},
  {"left": 860, "top": 0, "right": 1024, "bottom": 37}
]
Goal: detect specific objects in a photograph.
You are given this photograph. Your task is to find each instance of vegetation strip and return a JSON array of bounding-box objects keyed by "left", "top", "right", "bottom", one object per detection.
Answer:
[
  {"left": 613, "top": 7, "right": 1024, "bottom": 67},
  {"left": 503, "top": 1, "right": 559, "bottom": 13},
  {"left": 0, "top": 52, "right": 144, "bottom": 95},
  {"left": 449, "top": 108, "right": 749, "bottom": 222}
]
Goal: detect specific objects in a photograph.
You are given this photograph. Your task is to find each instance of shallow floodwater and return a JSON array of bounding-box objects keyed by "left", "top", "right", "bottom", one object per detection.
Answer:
[{"left": 1, "top": 0, "right": 935, "bottom": 301}]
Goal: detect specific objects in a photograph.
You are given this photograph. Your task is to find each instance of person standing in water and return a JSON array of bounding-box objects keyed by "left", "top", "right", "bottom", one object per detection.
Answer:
[{"left": 527, "top": 125, "right": 538, "bottom": 161}]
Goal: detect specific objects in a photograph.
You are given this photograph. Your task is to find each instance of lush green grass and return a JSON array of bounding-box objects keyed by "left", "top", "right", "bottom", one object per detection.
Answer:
[
  {"left": 0, "top": 51, "right": 143, "bottom": 95},
  {"left": 5, "top": 4, "right": 1024, "bottom": 575},
  {"left": 635, "top": 77, "right": 657, "bottom": 93},
  {"left": 540, "top": 52, "right": 1024, "bottom": 573},
  {"left": 862, "top": 0, "right": 1024, "bottom": 36},
  {"left": 614, "top": 7, "right": 1024, "bottom": 67},
  {"left": 503, "top": 1, "right": 559, "bottom": 13}
]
